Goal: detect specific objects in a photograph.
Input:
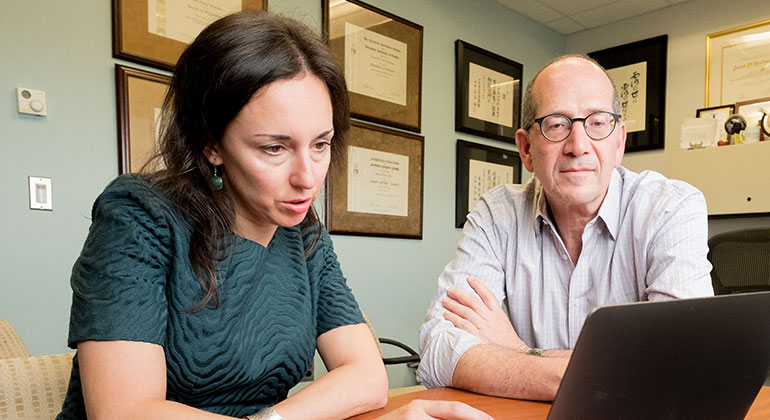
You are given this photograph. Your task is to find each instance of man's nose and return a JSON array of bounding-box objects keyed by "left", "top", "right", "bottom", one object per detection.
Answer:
[{"left": 562, "top": 121, "right": 592, "bottom": 155}]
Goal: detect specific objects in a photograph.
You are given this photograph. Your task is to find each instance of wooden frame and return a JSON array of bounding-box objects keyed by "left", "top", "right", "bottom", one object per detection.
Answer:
[
  {"left": 455, "top": 140, "right": 521, "bottom": 228},
  {"left": 706, "top": 19, "right": 770, "bottom": 107},
  {"left": 115, "top": 65, "right": 171, "bottom": 174},
  {"left": 326, "top": 121, "right": 424, "bottom": 239},
  {"left": 112, "top": 0, "right": 267, "bottom": 70},
  {"left": 735, "top": 97, "right": 770, "bottom": 127},
  {"left": 455, "top": 40, "right": 523, "bottom": 143},
  {"left": 589, "top": 35, "right": 668, "bottom": 153},
  {"left": 323, "top": 0, "right": 423, "bottom": 132}
]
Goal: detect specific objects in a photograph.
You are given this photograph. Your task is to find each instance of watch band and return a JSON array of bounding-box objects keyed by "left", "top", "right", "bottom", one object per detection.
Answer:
[{"left": 526, "top": 348, "right": 544, "bottom": 356}]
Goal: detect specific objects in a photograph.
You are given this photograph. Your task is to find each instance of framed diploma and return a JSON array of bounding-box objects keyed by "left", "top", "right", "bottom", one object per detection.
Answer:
[
  {"left": 455, "top": 140, "right": 521, "bottom": 228},
  {"left": 455, "top": 40, "right": 523, "bottom": 143},
  {"left": 115, "top": 65, "right": 171, "bottom": 174},
  {"left": 112, "top": 0, "right": 267, "bottom": 70},
  {"left": 323, "top": 0, "right": 423, "bottom": 132},
  {"left": 706, "top": 19, "right": 770, "bottom": 107},
  {"left": 589, "top": 35, "right": 668, "bottom": 153},
  {"left": 326, "top": 121, "right": 424, "bottom": 239},
  {"left": 696, "top": 104, "right": 734, "bottom": 118}
]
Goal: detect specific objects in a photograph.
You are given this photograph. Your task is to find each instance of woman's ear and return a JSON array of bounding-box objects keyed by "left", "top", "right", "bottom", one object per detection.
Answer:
[{"left": 203, "top": 143, "right": 221, "bottom": 166}]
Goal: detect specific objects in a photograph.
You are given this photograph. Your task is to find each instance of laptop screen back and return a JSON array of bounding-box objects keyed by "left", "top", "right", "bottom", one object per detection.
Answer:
[{"left": 548, "top": 292, "right": 770, "bottom": 420}]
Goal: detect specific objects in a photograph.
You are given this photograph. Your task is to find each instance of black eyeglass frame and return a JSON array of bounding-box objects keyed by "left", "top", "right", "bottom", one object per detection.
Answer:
[{"left": 531, "top": 111, "right": 622, "bottom": 142}]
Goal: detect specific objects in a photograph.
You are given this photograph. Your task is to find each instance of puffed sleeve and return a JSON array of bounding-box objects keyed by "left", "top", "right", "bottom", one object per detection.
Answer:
[
  {"left": 67, "top": 176, "right": 173, "bottom": 348},
  {"left": 303, "top": 224, "right": 364, "bottom": 337}
]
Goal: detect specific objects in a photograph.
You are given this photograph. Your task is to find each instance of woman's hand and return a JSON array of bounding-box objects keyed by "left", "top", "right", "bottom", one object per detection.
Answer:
[{"left": 376, "top": 399, "right": 493, "bottom": 420}]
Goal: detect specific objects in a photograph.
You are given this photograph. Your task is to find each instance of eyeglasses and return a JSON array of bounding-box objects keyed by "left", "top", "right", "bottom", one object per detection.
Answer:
[{"left": 531, "top": 111, "right": 621, "bottom": 142}]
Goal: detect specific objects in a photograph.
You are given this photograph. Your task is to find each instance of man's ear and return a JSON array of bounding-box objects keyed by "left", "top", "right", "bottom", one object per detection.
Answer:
[
  {"left": 614, "top": 121, "right": 626, "bottom": 168},
  {"left": 203, "top": 143, "right": 221, "bottom": 166},
  {"left": 515, "top": 128, "right": 535, "bottom": 173}
]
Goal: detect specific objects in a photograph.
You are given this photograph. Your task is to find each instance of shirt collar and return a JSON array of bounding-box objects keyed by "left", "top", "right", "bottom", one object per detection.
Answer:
[
  {"left": 532, "top": 177, "right": 552, "bottom": 235},
  {"left": 595, "top": 168, "right": 621, "bottom": 240},
  {"left": 531, "top": 168, "right": 622, "bottom": 240}
]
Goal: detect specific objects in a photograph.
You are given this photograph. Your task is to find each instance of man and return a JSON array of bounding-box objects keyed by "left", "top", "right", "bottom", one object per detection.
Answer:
[{"left": 417, "top": 55, "right": 713, "bottom": 401}]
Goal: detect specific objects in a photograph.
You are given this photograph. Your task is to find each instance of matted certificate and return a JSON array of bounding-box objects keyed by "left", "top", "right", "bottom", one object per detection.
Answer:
[
  {"left": 147, "top": 0, "right": 241, "bottom": 44},
  {"left": 720, "top": 40, "right": 770, "bottom": 105},
  {"left": 347, "top": 145, "right": 409, "bottom": 217},
  {"left": 468, "top": 159, "right": 513, "bottom": 210},
  {"left": 468, "top": 63, "right": 515, "bottom": 128},
  {"left": 707, "top": 20, "right": 770, "bottom": 106},
  {"left": 344, "top": 22, "right": 408, "bottom": 106},
  {"left": 607, "top": 62, "right": 647, "bottom": 133}
]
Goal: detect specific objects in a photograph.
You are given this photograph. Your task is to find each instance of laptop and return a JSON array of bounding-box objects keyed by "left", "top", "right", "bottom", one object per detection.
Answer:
[{"left": 548, "top": 291, "right": 770, "bottom": 420}]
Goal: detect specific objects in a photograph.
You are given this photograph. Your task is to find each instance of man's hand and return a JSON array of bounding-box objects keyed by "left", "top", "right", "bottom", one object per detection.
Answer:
[{"left": 442, "top": 277, "right": 527, "bottom": 351}]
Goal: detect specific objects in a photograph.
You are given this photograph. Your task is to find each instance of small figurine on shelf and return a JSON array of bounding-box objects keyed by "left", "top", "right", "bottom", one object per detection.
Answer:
[
  {"left": 759, "top": 107, "right": 770, "bottom": 142},
  {"left": 724, "top": 114, "right": 747, "bottom": 145}
]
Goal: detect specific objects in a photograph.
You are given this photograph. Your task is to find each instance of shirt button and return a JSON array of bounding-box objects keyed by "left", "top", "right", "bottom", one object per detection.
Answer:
[{"left": 561, "top": 254, "right": 568, "bottom": 260}]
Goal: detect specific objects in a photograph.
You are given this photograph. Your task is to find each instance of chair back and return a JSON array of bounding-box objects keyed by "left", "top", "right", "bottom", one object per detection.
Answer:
[
  {"left": 0, "top": 352, "right": 74, "bottom": 420},
  {"left": 0, "top": 318, "right": 30, "bottom": 359},
  {"left": 708, "top": 228, "right": 770, "bottom": 295}
]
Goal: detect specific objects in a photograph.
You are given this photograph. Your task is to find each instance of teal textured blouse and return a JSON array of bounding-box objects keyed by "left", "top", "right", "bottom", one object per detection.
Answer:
[{"left": 56, "top": 175, "right": 364, "bottom": 419}]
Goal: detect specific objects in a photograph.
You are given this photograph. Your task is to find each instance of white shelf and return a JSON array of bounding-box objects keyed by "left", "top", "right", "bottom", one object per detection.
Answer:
[{"left": 670, "top": 141, "right": 770, "bottom": 215}]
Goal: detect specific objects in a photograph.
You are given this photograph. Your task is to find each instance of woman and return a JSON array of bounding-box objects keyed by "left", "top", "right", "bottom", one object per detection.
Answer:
[{"left": 56, "top": 10, "right": 490, "bottom": 420}]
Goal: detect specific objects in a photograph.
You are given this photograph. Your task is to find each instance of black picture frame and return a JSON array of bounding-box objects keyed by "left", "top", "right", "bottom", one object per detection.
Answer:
[
  {"left": 455, "top": 40, "right": 523, "bottom": 143},
  {"left": 455, "top": 140, "right": 521, "bottom": 228},
  {"left": 588, "top": 35, "right": 668, "bottom": 153}
]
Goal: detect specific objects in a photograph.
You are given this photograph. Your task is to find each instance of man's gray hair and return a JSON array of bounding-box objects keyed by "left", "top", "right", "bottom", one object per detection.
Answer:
[{"left": 520, "top": 54, "right": 622, "bottom": 132}]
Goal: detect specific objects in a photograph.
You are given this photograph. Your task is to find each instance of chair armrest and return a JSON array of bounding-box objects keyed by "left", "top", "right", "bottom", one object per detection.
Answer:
[{"left": 379, "top": 338, "right": 420, "bottom": 365}]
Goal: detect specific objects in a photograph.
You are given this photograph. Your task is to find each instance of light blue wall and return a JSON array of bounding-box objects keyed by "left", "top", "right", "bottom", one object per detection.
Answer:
[{"left": 0, "top": 0, "right": 561, "bottom": 387}]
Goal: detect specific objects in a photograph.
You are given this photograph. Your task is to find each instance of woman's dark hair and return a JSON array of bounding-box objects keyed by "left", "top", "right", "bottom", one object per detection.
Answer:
[{"left": 146, "top": 10, "right": 350, "bottom": 312}]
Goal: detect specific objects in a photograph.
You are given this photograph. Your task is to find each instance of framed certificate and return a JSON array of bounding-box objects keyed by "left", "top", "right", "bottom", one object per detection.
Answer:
[
  {"left": 455, "top": 40, "right": 523, "bottom": 144},
  {"left": 706, "top": 19, "right": 770, "bottom": 107},
  {"left": 589, "top": 35, "right": 668, "bottom": 153},
  {"left": 455, "top": 140, "right": 521, "bottom": 228},
  {"left": 112, "top": 0, "right": 267, "bottom": 70},
  {"left": 115, "top": 65, "right": 171, "bottom": 174},
  {"left": 325, "top": 121, "right": 424, "bottom": 239},
  {"left": 323, "top": 0, "right": 423, "bottom": 132}
]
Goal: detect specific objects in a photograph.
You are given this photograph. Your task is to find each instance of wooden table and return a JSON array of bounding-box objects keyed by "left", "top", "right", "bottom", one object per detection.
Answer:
[{"left": 348, "top": 386, "right": 770, "bottom": 419}]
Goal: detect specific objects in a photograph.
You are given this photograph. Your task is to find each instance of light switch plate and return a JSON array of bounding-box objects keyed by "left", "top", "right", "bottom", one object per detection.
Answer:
[
  {"left": 29, "top": 176, "right": 53, "bottom": 211},
  {"left": 17, "top": 87, "right": 47, "bottom": 116}
]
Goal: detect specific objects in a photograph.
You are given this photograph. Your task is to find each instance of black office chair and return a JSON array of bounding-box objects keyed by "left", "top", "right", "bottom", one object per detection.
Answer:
[
  {"left": 707, "top": 228, "right": 770, "bottom": 295},
  {"left": 362, "top": 312, "right": 420, "bottom": 367}
]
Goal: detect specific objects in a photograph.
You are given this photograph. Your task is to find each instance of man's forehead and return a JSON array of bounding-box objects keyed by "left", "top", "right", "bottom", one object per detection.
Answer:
[
  {"left": 534, "top": 58, "right": 615, "bottom": 110},
  {"left": 539, "top": 58, "right": 608, "bottom": 87}
]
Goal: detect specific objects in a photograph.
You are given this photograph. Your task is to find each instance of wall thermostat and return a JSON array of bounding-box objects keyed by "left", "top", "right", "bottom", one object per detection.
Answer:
[{"left": 17, "top": 87, "right": 47, "bottom": 116}]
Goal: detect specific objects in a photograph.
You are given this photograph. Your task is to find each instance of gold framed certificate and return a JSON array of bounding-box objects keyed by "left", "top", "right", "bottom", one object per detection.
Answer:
[
  {"left": 113, "top": 0, "right": 267, "bottom": 70},
  {"left": 706, "top": 19, "right": 770, "bottom": 107}
]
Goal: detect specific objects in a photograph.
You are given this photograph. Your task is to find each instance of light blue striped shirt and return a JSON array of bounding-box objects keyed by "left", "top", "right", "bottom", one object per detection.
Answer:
[{"left": 417, "top": 167, "right": 714, "bottom": 388}]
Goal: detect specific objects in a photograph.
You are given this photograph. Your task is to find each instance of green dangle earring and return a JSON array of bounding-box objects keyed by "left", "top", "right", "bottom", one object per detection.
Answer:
[{"left": 210, "top": 165, "right": 223, "bottom": 191}]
